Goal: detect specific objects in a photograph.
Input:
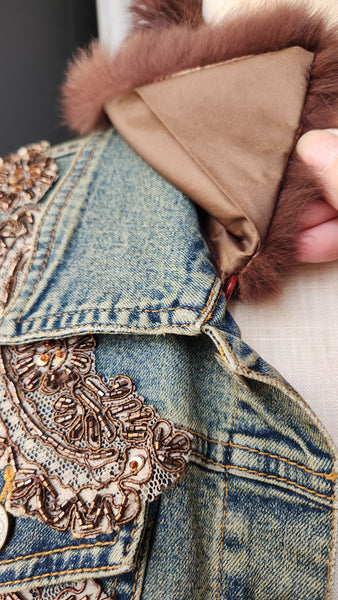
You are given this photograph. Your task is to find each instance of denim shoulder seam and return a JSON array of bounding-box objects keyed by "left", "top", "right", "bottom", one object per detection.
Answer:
[
  {"left": 181, "top": 426, "right": 337, "bottom": 481},
  {"left": 204, "top": 325, "right": 338, "bottom": 460},
  {"left": 191, "top": 451, "right": 334, "bottom": 501}
]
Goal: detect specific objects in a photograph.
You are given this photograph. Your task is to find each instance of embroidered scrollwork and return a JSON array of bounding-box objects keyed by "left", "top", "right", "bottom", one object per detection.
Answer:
[
  {"left": 0, "top": 142, "right": 57, "bottom": 213},
  {"left": 0, "top": 142, "right": 58, "bottom": 309},
  {"left": 0, "top": 579, "right": 110, "bottom": 600},
  {"left": 0, "top": 208, "right": 40, "bottom": 309},
  {"left": 13, "top": 336, "right": 95, "bottom": 395},
  {"left": 0, "top": 335, "right": 192, "bottom": 538}
]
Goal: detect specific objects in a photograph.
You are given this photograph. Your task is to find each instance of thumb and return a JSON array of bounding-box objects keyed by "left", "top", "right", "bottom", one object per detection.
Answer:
[{"left": 296, "top": 129, "right": 338, "bottom": 210}]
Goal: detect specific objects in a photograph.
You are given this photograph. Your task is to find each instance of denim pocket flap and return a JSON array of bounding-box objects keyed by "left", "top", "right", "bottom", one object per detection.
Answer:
[
  {"left": 0, "top": 480, "right": 147, "bottom": 593},
  {"left": 0, "top": 333, "right": 192, "bottom": 594}
]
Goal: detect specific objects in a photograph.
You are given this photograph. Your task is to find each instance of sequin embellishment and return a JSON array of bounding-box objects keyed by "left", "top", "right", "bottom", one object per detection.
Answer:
[{"left": 0, "top": 336, "right": 192, "bottom": 538}]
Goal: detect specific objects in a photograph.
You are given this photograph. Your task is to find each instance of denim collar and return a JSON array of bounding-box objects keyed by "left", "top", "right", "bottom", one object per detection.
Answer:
[{"left": 0, "top": 129, "right": 225, "bottom": 344}]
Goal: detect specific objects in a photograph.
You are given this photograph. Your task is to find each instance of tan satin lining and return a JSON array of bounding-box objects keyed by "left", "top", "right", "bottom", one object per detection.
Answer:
[
  {"left": 105, "top": 46, "right": 314, "bottom": 275},
  {"left": 107, "top": 91, "right": 256, "bottom": 272}
]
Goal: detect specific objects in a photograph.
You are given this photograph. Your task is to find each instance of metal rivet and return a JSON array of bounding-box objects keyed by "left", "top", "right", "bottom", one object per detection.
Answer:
[{"left": 0, "top": 505, "right": 9, "bottom": 551}]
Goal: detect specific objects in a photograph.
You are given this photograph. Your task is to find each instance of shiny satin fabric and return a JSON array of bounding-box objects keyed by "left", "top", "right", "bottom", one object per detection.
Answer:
[{"left": 106, "top": 46, "right": 313, "bottom": 275}]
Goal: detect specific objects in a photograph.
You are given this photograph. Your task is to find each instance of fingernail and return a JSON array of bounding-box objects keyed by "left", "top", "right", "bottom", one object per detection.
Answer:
[{"left": 296, "top": 129, "right": 338, "bottom": 174}]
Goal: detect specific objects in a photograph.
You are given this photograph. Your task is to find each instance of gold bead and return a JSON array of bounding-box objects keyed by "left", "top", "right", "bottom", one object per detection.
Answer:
[
  {"left": 129, "top": 456, "right": 143, "bottom": 471},
  {"left": 37, "top": 353, "right": 49, "bottom": 366}
]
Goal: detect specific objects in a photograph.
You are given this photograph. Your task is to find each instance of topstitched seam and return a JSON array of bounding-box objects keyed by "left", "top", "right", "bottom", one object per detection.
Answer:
[
  {"left": 192, "top": 451, "right": 333, "bottom": 501},
  {"left": 181, "top": 426, "right": 335, "bottom": 480},
  {"left": 238, "top": 364, "right": 303, "bottom": 397},
  {"left": 2, "top": 321, "right": 193, "bottom": 342},
  {"left": 111, "top": 577, "right": 118, "bottom": 599},
  {"left": 217, "top": 330, "right": 302, "bottom": 397},
  {"left": 230, "top": 442, "right": 337, "bottom": 481},
  {"left": 46, "top": 142, "right": 84, "bottom": 159},
  {"left": 130, "top": 543, "right": 144, "bottom": 600},
  {"left": 0, "top": 530, "right": 120, "bottom": 566},
  {"left": 197, "top": 278, "right": 219, "bottom": 321},
  {"left": 0, "top": 137, "right": 91, "bottom": 328},
  {"left": 0, "top": 519, "right": 137, "bottom": 582},
  {"left": 21, "top": 304, "right": 201, "bottom": 323},
  {"left": 124, "top": 518, "right": 137, "bottom": 556},
  {"left": 215, "top": 331, "right": 337, "bottom": 487},
  {"left": 217, "top": 331, "right": 240, "bottom": 367},
  {"left": 16, "top": 132, "right": 107, "bottom": 323},
  {"left": 202, "top": 287, "right": 223, "bottom": 325},
  {"left": 217, "top": 382, "right": 239, "bottom": 600},
  {"left": 0, "top": 563, "right": 133, "bottom": 588},
  {"left": 227, "top": 465, "right": 333, "bottom": 501},
  {"left": 325, "top": 455, "right": 337, "bottom": 600}
]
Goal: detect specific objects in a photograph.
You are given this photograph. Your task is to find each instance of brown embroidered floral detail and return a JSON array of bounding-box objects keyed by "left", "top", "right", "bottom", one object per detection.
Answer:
[
  {"left": 0, "top": 579, "right": 110, "bottom": 600},
  {"left": 0, "top": 142, "right": 57, "bottom": 213},
  {"left": 0, "top": 210, "right": 35, "bottom": 261},
  {"left": 0, "top": 208, "right": 39, "bottom": 309},
  {"left": 153, "top": 420, "right": 191, "bottom": 472},
  {"left": 0, "top": 336, "right": 191, "bottom": 538},
  {"left": 14, "top": 335, "right": 95, "bottom": 395},
  {"left": 0, "top": 142, "right": 58, "bottom": 310}
]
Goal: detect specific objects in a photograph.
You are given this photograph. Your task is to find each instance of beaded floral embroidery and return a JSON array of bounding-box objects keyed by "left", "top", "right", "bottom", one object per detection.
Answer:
[
  {"left": 0, "top": 142, "right": 58, "bottom": 309},
  {"left": 0, "top": 142, "right": 57, "bottom": 213},
  {"left": 0, "top": 335, "right": 191, "bottom": 538}
]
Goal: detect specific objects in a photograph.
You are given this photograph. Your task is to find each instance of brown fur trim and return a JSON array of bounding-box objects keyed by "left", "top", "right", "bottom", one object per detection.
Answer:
[
  {"left": 62, "top": 6, "right": 326, "bottom": 136},
  {"left": 61, "top": 6, "right": 338, "bottom": 301},
  {"left": 238, "top": 28, "right": 338, "bottom": 301},
  {"left": 130, "top": 0, "right": 203, "bottom": 29}
]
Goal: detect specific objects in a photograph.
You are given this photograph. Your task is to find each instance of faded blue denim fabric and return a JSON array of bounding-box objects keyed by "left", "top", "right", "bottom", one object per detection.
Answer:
[{"left": 0, "top": 129, "right": 336, "bottom": 600}]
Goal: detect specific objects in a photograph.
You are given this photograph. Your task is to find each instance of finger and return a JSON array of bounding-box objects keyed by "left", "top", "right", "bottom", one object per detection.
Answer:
[
  {"left": 298, "top": 199, "right": 338, "bottom": 230},
  {"left": 296, "top": 129, "right": 338, "bottom": 210},
  {"left": 297, "top": 217, "right": 338, "bottom": 263}
]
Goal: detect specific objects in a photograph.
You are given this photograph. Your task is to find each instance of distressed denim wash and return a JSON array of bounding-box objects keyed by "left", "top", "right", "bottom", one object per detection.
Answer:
[{"left": 0, "top": 129, "right": 337, "bottom": 600}]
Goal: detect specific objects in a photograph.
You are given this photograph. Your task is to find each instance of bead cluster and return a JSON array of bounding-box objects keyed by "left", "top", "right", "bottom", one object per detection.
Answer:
[{"left": 0, "top": 142, "right": 58, "bottom": 213}]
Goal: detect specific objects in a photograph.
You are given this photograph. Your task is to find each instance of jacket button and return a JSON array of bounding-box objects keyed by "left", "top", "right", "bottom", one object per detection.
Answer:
[{"left": 0, "top": 505, "right": 9, "bottom": 550}]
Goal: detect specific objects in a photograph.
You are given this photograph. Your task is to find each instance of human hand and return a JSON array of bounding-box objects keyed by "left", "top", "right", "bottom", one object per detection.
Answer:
[{"left": 296, "top": 129, "right": 338, "bottom": 263}]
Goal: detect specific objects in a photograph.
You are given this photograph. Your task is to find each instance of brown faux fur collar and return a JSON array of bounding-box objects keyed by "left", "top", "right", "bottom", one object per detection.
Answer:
[{"left": 62, "top": 2, "right": 338, "bottom": 301}]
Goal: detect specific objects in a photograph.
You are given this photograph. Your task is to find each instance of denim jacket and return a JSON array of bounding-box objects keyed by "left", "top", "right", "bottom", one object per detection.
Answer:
[{"left": 0, "top": 130, "right": 336, "bottom": 600}]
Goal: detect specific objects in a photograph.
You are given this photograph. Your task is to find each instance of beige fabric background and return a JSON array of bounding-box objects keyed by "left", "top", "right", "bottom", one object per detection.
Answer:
[
  {"left": 231, "top": 261, "right": 338, "bottom": 447},
  {"left": 203, "top": 0, "right": 338, "bottom": 25}
]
